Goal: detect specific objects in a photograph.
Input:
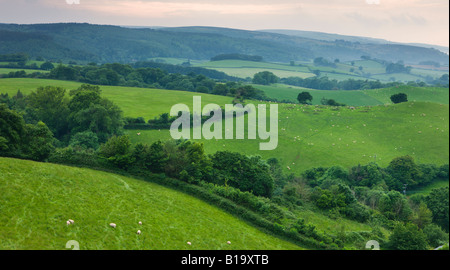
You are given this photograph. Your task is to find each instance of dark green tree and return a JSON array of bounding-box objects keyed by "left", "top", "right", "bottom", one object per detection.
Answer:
[
  {"left": 390, "top": 93, "right": 408, "bottom": 104},
  {"left": 252, "top": 71, "right": 279, "bottom": 85},
  {"left": 426, "top": 187, "right": 449, "bottom": 232},
  {"left": 388, "top": 223, "right": 428, "bottom": 250},
  {"left": 297, "top": 92, "right": 313, "bottom": 104}
]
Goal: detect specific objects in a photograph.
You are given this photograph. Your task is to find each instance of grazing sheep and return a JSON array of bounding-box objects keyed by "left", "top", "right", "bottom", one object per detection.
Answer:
[
  {"left": 110, "top": 223, "right": 116, "bottom": 228},
  {"left": 227, "top": 241, "right": 231, "bottom": 245},
  {"left": 68, "top": 219, "right": 74, "bottom": 224},
  {"left": 187, "top": 242, "right": 192, "bottom": 246},
  {"left": 138, "top": 221, "right": 142, "bottom": 225},
  {"left": 137, "top": 133, "right": 141, "bottom": 136},
  {"left": 137, "top": 230, "right": 141, "bottom": 235},
  {"left": 66, "top": 221, "right": 71, "bottom": 226}
]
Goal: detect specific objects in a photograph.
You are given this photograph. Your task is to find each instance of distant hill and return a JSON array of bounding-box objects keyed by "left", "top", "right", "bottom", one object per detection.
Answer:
[
  {"left": 0, "top": 23, "right": 448, "bottom": 65},
  {"left": 259, "top": 29, "right": 450, "bottom": 54}
]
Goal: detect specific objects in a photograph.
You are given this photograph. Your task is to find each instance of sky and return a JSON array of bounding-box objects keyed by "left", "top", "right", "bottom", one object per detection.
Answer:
[{"left": 0, "top": 0, "right": 448, "bottom": 47}]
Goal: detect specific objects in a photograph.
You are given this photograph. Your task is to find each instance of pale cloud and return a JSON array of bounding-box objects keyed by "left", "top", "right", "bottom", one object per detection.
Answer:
[{"left": 49, "top": 0, "right": 303, "bottom": 17}]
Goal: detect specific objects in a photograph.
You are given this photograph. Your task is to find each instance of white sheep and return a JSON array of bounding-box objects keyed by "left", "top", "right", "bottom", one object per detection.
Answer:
[
  {"left": 187, "top": 242, "right": 192, "bottom": 246},
  {"left": 137, "top": 230, "right": 141, "bottom": 235},
  {"left": 137, "top": 132, "right": 141, "bottom": 136},
  {"left": 138, "top": 221, "right": 142, "bottom": 225},
  {"left": 66, "top": 220, "right": 71, "bottom": 226},
  {"left": 227, "top": 241, "right": 231, "bottom": 245},
  {"left": 110, "top": 223, "right": 117, "bottom": 228},
  {"left": 68, "top": 219, "right": 74, "bottom": 225}
]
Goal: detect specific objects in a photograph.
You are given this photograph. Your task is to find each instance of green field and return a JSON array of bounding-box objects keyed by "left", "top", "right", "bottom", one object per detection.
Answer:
[
  {"left": 0, "top": 157, "right": 303, "bottom": 250},
  {"left": 0, "top": 68, "right": 50, "bottom": 75},
  {"left": 253, "top": 84, "right": 449, "bottom": 106},
  {"left": 126, "top": 101, "right": 449, "bottom": 174},
  {"left": 0, "top": 78, "right": 234, "bottom": 119},
  {"left": 364, "top": 85, "right": 450, "bottom": 105},
  {"left": 408, "top": 179, "right": 450, "bottom": 196},
  {"left": 194, "top": 59, "right": 448, "bottom": 84},
  {"left": 195, "top": 60, "right": 315, "bottom": 79}
]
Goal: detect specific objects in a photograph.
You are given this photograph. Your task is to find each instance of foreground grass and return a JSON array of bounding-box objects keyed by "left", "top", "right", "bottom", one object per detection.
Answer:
[{"left": 0, "top": 157, "right": 303, "bottom": 250}]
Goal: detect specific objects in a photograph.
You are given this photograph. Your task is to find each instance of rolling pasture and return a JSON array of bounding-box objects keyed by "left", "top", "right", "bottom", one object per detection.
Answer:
[
  {"left": 0, "top": 78, "right": 448, "bottom": 175},
  {"left": 126, "top": 101, "right": 449, "bottom": 174},
  {"left": 253, "top": 84, "right": 449, "bottom": 106},
  {"left": 0, "top": 157, "right": 303, "bottom": 250},
  {"left": 195, "top": 60, "right": 315, "bottom": 79},
  {"left": 0, "top": 78, "right": 234, "bottom": 119},
  {"left": 194, "top": 59, "right": 448, "bottom": 84}
]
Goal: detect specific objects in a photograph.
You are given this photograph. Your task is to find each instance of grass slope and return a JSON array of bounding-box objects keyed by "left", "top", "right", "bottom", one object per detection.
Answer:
[
  {"left": 0, "top": 78, "right": 234, "bottom": 119},
  {"left": 127, "top": 102, "right": 449, "bottom": 174},
  {"left": 0, "top": 157, "right": 302, "bottom": 250},
  {"left": 253, "top": 84, "right": 449, "bottom": 106}
]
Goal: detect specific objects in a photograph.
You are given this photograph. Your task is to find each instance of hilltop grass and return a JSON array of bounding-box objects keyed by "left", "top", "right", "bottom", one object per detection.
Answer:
[
  {"left": 253, "top": 84, "right": 449, "bottom": 106},
  {"left": 253, "top": 84, "right": 384, "bottom": 106},
  {"left": 363, "top": 85, "right": 450, "bottom": 105},
  {"left": 0, "top": 157, "right": 303, "bottom": 250}
]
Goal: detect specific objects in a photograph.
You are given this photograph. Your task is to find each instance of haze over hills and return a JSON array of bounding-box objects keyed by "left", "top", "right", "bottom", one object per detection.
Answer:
[
  {"left": 0, "top": 23, "right": 448, "bottom": 65},
  {"left": 258, "top": 29, "right": 450, "bottom": 55}
]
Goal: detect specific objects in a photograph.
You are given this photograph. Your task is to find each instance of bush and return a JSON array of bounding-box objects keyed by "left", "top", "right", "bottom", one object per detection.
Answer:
[
  {"left": 388, "top": 223, "right": 428, "bottom": 250},
  {"left": 423, "top": 224, "right": 449, "bottom": 248},
  {"left": 69, "top": 131, "right": 99, "bottom": 150},
  {"left": 390, "top": 93, "right": 408, "bottom": 104}
]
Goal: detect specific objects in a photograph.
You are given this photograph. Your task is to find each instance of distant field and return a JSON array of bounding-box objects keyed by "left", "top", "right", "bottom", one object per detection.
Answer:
[
  {"left": 0, "top": 157, "right": 302, "bottom": 250},
  {"left": 194, "top": 59, "right": 448, "bottom": 84},
  {"left": 253, "top": 84, "right": 449, "bottom": 106},
  {"left": 253, "top": 84, "right": 384, "bottom": 106},
  {"left": 0, "top": 78, "right": 234, "bottom": 119},
  {"left": 147, "top": 58, "right": 205, "bottom": 65},
  {"left": 371, "top": 73, "right": 425, "bottom": 83},
  {"left": 363, "top": 85, "right": 450, "bottom": 105},
  {"left": 195, "top": 60, "right": 315, "bottom": 79},
  {"left": 0, "top": 68, "right": 49, "bottom": 75}
]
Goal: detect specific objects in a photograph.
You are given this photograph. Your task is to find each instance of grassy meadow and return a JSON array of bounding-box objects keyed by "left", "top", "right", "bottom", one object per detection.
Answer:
[
  {"left": 0, "top": 157, "right": 303, "bottom": 250},
  {"left": 126, "top": 101, "right": 449, "bottom": 174}
]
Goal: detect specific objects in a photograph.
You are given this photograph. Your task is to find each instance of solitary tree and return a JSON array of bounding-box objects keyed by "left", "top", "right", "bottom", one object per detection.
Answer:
[
  {"left": 297, "top": 91, "right": 313, "bottom": 104},
  {"left": 390, "top": 93, "right": 408, "bottom": 104}
]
